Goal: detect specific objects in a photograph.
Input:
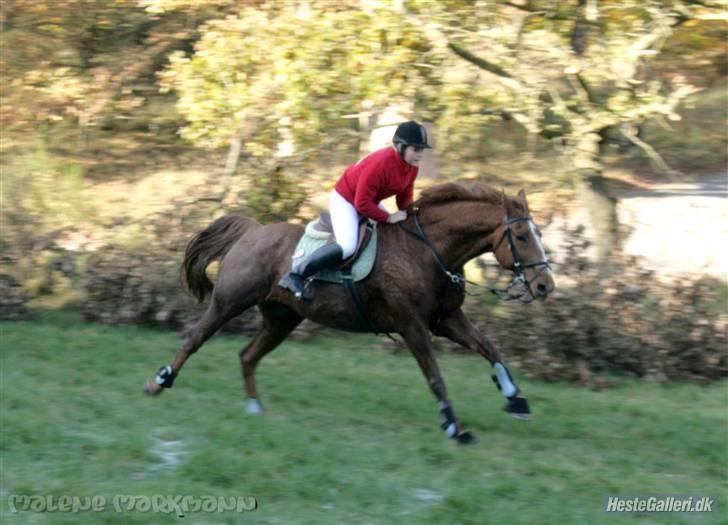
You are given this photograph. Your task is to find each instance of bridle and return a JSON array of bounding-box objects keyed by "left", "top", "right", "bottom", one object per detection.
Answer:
[
  {"left": 399, "top": 209, "right": 551, "bottom": 304},
  {"left": 489, "top": 214, "right": 551, "bottom": 303}
]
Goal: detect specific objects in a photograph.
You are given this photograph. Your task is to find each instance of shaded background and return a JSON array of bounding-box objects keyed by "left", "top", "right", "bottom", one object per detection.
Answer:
[{"left": 1, "top": 0, "right": 725, "bottom": 380}]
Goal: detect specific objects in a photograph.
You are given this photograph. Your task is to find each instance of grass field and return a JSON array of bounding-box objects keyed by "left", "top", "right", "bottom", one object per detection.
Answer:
[{"left": 1, "top": 309, "right": 726, "bottom": 524}]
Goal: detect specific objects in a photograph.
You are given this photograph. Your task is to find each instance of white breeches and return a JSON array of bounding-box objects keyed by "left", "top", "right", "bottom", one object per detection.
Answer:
[
  {"left": 329, "top": 190, "right": 361, "bottom": 258},
  {"left": 329, "top": 190, "right": 389, "bottom": 259}
]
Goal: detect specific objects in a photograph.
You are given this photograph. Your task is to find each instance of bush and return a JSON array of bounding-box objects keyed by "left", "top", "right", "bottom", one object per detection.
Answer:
[
  {"left": 0, "top": 274, "right": 30, "bottom": 320},
  {"left": 82, "top": 247, "right": 261, "bottom": 335},
  {"left": 456, "top": 226, "right": 727, "bottom": 385},
  {"left": 32, "top": 216, "right": 728, "bottom": 385}
]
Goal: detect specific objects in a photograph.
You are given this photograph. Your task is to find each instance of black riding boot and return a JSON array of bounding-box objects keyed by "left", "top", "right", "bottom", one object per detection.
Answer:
[{"left": 278, "top": 243, "right": 344, "bottom": 301}]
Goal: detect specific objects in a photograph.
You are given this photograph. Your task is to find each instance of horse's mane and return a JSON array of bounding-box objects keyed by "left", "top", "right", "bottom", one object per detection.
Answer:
[{"left": 413, "top": 179, "right": 509, "bottom": 209}]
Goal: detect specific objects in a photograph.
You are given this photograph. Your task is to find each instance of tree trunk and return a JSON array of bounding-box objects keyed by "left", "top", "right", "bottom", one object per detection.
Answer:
[
  {"left": 571, "top": 131, "right": 620, "bottom": 266},
  {"left": 219, "top": 134, "right": 243, "bottom": 207},
  {"left": 577, "top": 171, "right": 620, "bottom": 265},
  {"left": 359, "top": 109, "right": 372, "bottom": 155}
]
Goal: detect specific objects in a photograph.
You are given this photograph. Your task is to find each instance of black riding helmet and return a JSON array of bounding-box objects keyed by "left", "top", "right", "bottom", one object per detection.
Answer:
[{"left": 393, "top": 120, "right": 432, "bottom": 150}]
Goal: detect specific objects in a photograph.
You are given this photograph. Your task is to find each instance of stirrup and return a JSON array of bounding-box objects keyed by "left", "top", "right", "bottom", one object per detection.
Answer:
[{"left": 278, "top": 273, "right": 312, "bottom": 301}]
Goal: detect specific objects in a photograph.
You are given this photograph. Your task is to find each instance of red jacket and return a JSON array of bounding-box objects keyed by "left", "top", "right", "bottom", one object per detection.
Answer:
[{"left": 334, "top": 146, "right": 419, "bottom": 223}]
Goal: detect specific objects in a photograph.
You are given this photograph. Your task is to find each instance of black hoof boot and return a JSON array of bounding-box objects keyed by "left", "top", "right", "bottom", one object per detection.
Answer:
[
  {"left": 503, "top": 396, "right": 531, "bottom": 420},
  {"left": 278, "top": 272, "right": 312, "bottom": 301},
  {"left": 455, "top": 429, "right": 477, "bottom": 445},
  {"left": 156, "top": 365, "right": 176, "bottom": 388}
]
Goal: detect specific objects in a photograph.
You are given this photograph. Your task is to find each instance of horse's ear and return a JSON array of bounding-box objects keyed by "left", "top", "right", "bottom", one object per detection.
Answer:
[{"left": 518, "top": 189, "right": 529, "bottom": 211}]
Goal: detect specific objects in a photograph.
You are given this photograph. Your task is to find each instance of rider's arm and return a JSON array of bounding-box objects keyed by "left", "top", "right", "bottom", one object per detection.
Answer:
[
  {"left": 396, "top": 181, "right": 414, "bottom": 211},
  {"left": 353, "top": 166, "right": 390, "bottom": 223}
]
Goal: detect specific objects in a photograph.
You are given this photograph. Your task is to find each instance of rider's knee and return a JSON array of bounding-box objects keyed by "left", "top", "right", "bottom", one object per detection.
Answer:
[{"left": 339, "top": 240, "right": 357, "bottom": 259}]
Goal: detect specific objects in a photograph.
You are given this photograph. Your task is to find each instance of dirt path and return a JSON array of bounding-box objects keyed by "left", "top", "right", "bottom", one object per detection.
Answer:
[
  {"left": 616, "top": 175, "right": 727, "bottom": 278},
  {"left": 543, "top": 174, "right": 727, "bottom": 278}
]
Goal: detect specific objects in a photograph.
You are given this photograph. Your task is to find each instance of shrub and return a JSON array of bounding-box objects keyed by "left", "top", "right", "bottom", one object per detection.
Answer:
[{"left": 455, "top": 226, "right": 727, "bottom": 385}]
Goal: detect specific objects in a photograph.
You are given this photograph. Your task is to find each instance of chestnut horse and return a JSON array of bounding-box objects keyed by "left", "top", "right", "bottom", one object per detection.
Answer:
[{"left": 145, "top": 180, "right": 554, "bottom": 444}]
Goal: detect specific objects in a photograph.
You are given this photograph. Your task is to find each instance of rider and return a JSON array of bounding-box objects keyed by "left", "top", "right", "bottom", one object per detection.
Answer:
[{"left": 279, "top": 120, "right": 432, "bottom": 300}]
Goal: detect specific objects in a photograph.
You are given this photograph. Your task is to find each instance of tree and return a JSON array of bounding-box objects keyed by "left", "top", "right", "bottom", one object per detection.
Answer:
[
  {"left": 0, "top": 0, "right": 228, "bottom": 150},
  {"left": 407, "top": 0, "right": 723, "bottom": 261},
  {"left": 154, "top": 0, "right": 723, "bottom": 232},
  {"left": 157, "top": 0, "right": 442, "bottom": 213}
]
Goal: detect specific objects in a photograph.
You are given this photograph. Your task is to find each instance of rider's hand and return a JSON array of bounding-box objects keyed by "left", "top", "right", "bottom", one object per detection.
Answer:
[{"left": 386, "top": 210, "right": 407, "bottom": 223}]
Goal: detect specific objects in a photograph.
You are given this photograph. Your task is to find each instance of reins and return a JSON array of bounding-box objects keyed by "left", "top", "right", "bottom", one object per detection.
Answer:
[
  {"left": 399, "top": 208, "right": 551, "bottom": 303},
  {"left": 399, "top": 210, "right": 467, "bottom": 287}
]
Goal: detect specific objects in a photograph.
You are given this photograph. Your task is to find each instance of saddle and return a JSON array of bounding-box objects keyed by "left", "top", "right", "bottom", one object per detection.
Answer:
[
  {"left": 292, "top": 212, "right": 378, "bottom": 283},
  {"left": 305, "top": 212, "right": 373, "bottom": 267}
]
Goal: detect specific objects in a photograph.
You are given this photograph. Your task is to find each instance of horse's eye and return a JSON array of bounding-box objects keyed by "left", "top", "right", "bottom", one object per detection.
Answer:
[{"left": 516, "top": 235, "right": 527, "bottom": 242}]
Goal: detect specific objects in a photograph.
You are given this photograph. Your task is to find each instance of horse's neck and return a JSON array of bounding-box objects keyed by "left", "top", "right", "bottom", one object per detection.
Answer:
[{"left": 419, "top": 203, "right": 502, "bottom": 270}]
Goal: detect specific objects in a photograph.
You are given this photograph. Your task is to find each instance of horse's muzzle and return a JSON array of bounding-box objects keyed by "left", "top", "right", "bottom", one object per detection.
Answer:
[
  {"left": 528, "top": 271, "right": 555, "bottom": 301},
  {"left": 535, "top": 282, "right": 551, "bottom": 300}
]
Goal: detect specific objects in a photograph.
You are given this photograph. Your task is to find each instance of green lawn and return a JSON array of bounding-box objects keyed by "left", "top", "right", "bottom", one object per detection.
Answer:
[{"left": 1, "top": 310, "right": 726, "bottom": 524}]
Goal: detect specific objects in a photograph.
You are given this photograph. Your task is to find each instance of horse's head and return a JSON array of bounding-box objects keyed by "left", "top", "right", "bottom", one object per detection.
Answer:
[{"left": 492, "top": 189, "right": 555, "bottom": 302}]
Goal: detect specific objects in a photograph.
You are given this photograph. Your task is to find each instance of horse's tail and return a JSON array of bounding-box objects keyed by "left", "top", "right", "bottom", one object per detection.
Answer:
[{"left": 182, "top": 214, "right": 258, "bottom": 303}]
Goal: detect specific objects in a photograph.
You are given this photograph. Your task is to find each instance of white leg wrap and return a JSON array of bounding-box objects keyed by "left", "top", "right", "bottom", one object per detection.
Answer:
[
  {"left": 246, "top": 398, "right": 264, "bottom": 415},
  {"left": 444, "top": 423, "right": 457, "bottom": 437},
  {"left": 494, "top": 362, "right": 517, "bottom": 398}
]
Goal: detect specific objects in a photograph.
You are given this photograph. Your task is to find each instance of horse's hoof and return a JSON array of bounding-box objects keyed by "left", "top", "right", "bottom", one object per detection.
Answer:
[
  {"left": 455, "top": 430, "right": 477, "bottom": 445},
  {"left": 246, "top": 398, "right": 264, "bottom": 416},
  {"left": 504, "top": 396, "right": 531, "bottom": 420},
  {"left": 144, "top": 379, "right": 164, "bottom": 396}
]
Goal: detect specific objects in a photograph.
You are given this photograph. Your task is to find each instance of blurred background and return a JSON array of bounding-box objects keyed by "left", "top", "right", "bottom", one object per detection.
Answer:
[
  {"left": 2, "top": 0, "right": 725, "bottom": 379},
  {"left": 1, "top": 1, "right": 726, "bottom": 524}
]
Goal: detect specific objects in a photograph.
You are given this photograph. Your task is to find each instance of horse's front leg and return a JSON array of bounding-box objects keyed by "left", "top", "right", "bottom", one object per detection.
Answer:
[
  {"left": 433, "top": 308, "right": 531, "bottom": 420},
  {"left": 400, "top": 322, "right": 476, "bottom": 444}
]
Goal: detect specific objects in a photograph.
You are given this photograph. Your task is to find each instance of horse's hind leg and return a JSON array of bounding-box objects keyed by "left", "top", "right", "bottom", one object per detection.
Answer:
[
  {"left": 144, "top": 291, "right": 254, "bottom": 396},
  {"left": 240, "top": 304, "right": 302, "bottom": 415}
]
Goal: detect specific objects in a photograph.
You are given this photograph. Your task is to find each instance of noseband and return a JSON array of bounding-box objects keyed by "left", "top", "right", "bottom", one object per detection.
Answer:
[{"left": 490, "top": 214, "right": 551, "bottom": 303}]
